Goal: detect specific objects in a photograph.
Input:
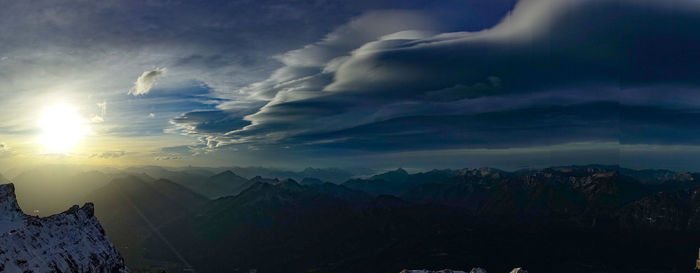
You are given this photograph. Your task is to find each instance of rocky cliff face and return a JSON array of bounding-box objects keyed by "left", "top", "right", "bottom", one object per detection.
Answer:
[{"left": 0, "top": 183, "right": 128, "bottom": 273}]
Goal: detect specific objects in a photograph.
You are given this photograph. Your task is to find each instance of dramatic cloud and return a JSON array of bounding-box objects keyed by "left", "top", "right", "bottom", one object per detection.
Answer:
[
  {"left": 237, "top": 10, "right": 437, "bottom": 101},
  {"left": 325, "top": 1, "right": 700, "bottom": 97},
  {"left": 4, "top": 0, "right": 700, "bottom": 169},
  {"left": 171, "top": 110, "right": 251, "bottom": 135},
  {"left": 168, "top": 0, "right": 700, "bottom": 156},
  {"left": 130, "top": 68, "right": 167, "bottom": 96}
]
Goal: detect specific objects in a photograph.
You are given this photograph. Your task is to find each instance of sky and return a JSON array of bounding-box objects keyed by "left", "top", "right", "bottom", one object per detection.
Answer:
[{"left": 1, "top": 0, "right": 700, "bottom": 171}]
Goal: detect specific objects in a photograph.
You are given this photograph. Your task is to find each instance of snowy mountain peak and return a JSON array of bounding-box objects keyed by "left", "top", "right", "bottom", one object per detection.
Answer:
[
  {"left": 0, "top": 183, "right": 129, "bottom": 273},
  {"left": 0, "top": 183, "right": 23, "bottom": 230}
]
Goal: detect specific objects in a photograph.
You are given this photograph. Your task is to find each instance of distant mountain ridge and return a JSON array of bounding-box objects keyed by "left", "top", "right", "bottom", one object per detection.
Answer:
[
  {"left": 9, "top": 164, "right": 700, "bottom": 272},
  {"left": 127, "top": 165, "right": 357, "bottom": 184},
  {"left": 144, "top": 165, "right": 700, "bottom": 272}
]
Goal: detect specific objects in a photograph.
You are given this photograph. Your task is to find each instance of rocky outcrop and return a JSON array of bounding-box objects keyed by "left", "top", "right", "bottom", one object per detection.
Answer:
[{"left": 0, "top": 183, "right": 128, "bottom": 273}]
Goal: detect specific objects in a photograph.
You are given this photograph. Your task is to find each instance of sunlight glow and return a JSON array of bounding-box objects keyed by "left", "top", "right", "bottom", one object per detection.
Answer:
[{"left": 37, "top": 104, "right": 90, "bottom": 154}]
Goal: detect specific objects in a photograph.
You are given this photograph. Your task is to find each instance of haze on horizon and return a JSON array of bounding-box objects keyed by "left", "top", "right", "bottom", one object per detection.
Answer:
[{"left": 1, "top": 0, "right": 700, "bottom": 172}]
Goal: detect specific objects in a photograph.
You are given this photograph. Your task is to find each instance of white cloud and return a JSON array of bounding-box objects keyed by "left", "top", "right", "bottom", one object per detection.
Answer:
[{"left": 129, "top": 68, "right": 167, "bottom": 96}]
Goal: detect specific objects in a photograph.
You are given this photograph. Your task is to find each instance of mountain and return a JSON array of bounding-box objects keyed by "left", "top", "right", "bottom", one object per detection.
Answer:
[
  {"left": 123, "top": 166, "right": 210, "bottom": 190},
  {"left": 300, "top": 177, "right": 324, "bottom": 185},
  {"left": 0, "top": 183, "right": 128, "bottom": 273},
  {"left": 12, "top": 168, "right": 119, "bottom": 216},
  {"left": 343, "top": 168, "right": 465, "bottom": 196},
  {"left": 372, "top": 168, "right": 410, "bottom": 182},
  {"left": 219, "top": 166, "right": 355, "bottom": 183},
  {"left": 620, "top": 167, "right": 696, "bottom": 185},
  {"left": 184, "top": 179, "right": 364, "bottom": 240},
  {"left": 84, "top": 176, "right": 208, "bottom": 272},
  {"left": 185, "top": 170, "right": 254, "bottom": 199},
  {"left": 342, "top": 171, "right": 406, "bottom": 196},
  {"left": 297, "top": 167, "right": 356, "bottom": 183},
  {"left": 13, "top": 164, "right": 698, "bottom": 272},
  {"left": 165, "top": 165, "right": 359, "bottom": 183},
  {"left": 153, "top": 179, "right": 442, "bottom": 273},
  {"left": 618, "top": 186, "right": 700, "bottom": 230},
  {"left": 400, "top": 168, "right": 502, "bottom": 211},
  {"left": 137, "top": 165, "right": 700, "bottom": 272},
  {"left": 398, "top": 166, "right": 658, "bottom": 228},
  {"left": 122, "top": 166, "right": 358, "bottom": 196}
]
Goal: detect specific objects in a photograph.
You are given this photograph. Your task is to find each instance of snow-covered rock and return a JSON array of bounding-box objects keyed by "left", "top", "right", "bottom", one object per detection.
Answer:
[
  {"left": 509, "top": 268, "right": 528, "bottom": 273},
  {"left": 0, "top": 183, "right": 129, "bottom": 273}
]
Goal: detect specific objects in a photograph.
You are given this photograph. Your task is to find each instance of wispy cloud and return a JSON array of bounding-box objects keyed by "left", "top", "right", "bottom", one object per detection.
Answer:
[{"left": 90, "top": 150, "right": 127, "bottom": 159}]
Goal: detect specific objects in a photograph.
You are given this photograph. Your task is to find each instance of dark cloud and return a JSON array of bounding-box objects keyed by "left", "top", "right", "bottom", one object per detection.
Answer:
[
  {"left": 171, "top": 0, "right": 700, "bottom": 155},
  {"left": 620, "top": 105, "right": 700, "bottom": 145},
  {"left": 282, "top": 103, "right": 700, "bottom": 151},
  {"left": 295, "top": 102, "right": 617, "bottom": 150},
  {"left": 325, "top": 1, "right": 700, "bottom": 96},
  {"left": 171, "top": 110, "right": 251, "bottom": 134}
]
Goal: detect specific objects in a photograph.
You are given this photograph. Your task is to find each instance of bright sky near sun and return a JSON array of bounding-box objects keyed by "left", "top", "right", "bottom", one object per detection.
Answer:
[{"left": 37, "top": 105, "right": 90, "bottom": 154}]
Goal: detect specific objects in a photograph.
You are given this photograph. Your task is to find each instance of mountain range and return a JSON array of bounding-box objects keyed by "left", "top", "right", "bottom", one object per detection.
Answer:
[{"left": 7, "top": 164, "right": 700, "bottom": 272}]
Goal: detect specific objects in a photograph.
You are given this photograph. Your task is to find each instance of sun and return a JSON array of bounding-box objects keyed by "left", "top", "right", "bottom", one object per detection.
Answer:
[{"left": 37, "top": 104, "right": 90, "bottom": 154}]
